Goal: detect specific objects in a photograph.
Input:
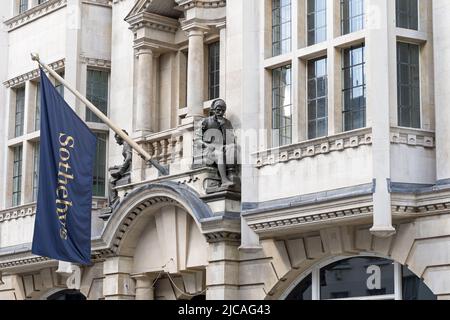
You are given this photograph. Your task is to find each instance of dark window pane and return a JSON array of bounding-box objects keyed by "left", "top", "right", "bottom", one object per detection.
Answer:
[
  {"left": 396, "top": 0, "right": 418, "bottom": 30},
  {"left": 402, "top": 266, "right": 436, "bottom": 300},
  {"left": 19, "top": 0, "right": 28, "bottom": 13},
  {"left": 308, "top": 0, "right": 327, "bottom": 46},
  {"left": 320, "top": 257, "right": 395, "bottom": 299},
  {"left": 208, "top": 41, "right": 220, "bottom": 100},
  {"left": 12, "top": 146, "right": 23, "bottom": 207},
  {"left": 15, "top": 87, "right": 25, "bottom": 137},
  {"left": 286, "top": 274, "right": 312, "bottom": 300},
  {"left": 342, "top": 45, "right": 366, "bottom": 131},
  {"left": 341, "top": 0, "right": 364, "bottom": 35},
  {"left": 397, "top": 42, "right": 420, "bottom": 128},
  {"left": 93, "top": 133, "right": 107, "bottom": 197},
  {"left": 308, "top": 57, "right": 328, "bottom": 139},
  {"left": 32, "top": 142, "right": 40, "bottom": 202},
  {"left": 35, "top": 82, "right": 41, "bottom": 131},
  {"left": 272, "top": 0, "right": 291, "bottom": 56},
  {"left": 86, "top": 69, "right": 109, "bottom": 123}
]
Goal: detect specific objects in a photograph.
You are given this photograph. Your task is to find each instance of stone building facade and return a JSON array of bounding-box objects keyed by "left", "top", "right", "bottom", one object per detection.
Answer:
[{"left": 0, "top": 0, "right": 450, "bottom": 300}]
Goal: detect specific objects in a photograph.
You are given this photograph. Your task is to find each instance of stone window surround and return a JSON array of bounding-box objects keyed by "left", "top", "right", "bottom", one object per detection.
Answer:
[
  {"left": 3, "top": 58, "right": 110, "bottom": 209},
  {"left": 262, "top": 0, "right": 433, "bottom": 151},
  {"left": 6, "top": 0, "right": 111, "bottom": 32}
]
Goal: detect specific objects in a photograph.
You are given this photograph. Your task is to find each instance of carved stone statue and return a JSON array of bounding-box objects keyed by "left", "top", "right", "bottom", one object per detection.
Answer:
[
  {"left": 201, "top": 99, "right": 236, "bottom": 188},
  {"left": 108, "top": 129, "right": 132, "bottom": 207}
]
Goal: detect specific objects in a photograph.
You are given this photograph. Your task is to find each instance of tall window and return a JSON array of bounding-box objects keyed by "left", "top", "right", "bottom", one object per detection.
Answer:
[
  {"left": 12, "top": 146, "right": 23, "bottom": 207},
  {"left": 15, "top": 87, "right": 25, "bottom": 137},
  {"left": 86, "top": 69, "right": 109, "bottom": 123},
  {"left": 272, "top": 0, "right": 292, "bottom": 56},
  {"left": 32, "top": 142, "right": 40, "bottom": 202},
  {"left": 396, "top": 0, "right": 418, "bottom": 30},
  {"left": 35, "top": 82, "right": 41, "bottom": 131},
  {"left": 272, "top": 65, "right": 292, "bottom": 147},
  {"left": 208, "top": 41, "right": 220, "bottom": 100},
  {"left": 341, "top": 0, "right": 364, "bottom": 35},
  {"left": 19, "top": 0, "right": 28, "bottom": 13},
  {"left": 307, "top": 0, "right": 327, "bottom": 46},
  {"left": 93, "top": 132, "right": 107, "bottom": 197},
  {"left": 342, "top": 45, "right": 366, "bottom": 131},
  {"left": 308, "top": 57, "right": 328, "bottom": 139},
  {"left": 397, "top": 42, "right": 420, "bottom": 128}
]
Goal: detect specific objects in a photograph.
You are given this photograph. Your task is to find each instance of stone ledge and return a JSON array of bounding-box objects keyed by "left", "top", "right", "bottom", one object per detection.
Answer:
[
  {"left": 254, "top": 128, "right": 372, "bottom": 169},
  {"left": 3, "top": 59, "right": 65, "bottom": 88},
  {"left": 4, "top": 0, "right": 67, "bottom": 32}
]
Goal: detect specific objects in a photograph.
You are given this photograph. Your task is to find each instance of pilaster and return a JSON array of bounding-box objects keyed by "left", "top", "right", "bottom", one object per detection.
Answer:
[
  {"left": 103, "top": 256, "right": 135, "bottom": 300},
  {"left": 366, "top": 0, "right": 395, "bottom": 237}
]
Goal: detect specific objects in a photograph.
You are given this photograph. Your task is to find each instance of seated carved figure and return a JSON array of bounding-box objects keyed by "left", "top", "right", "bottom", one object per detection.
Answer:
[
  {"left": 201, "top": 99, "right": 236, "bottom": 188},
  {"left": 108, "top": 130, "right": 132, "bottom": 206}
]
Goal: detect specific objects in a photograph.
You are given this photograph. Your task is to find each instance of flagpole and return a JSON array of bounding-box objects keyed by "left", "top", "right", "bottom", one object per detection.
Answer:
[{"left": 31, "top": 53, "right": 169, "bottom": 176}]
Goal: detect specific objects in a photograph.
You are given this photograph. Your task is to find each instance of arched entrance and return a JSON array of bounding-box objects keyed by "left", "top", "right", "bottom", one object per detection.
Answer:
[
  {"left": 47, "top": 289, "right": 87, "bottom": 300},
  {"left": 282, "top": 255, "right": 436, "bottom": 300},
  {"left": 100, "top": 182, "right": 213, "bottom": 300}
]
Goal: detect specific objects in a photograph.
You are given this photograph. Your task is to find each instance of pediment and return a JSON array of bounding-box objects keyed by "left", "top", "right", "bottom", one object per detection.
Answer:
[{"left": 125, "top": 0, "right": 182, "bottom": 21}]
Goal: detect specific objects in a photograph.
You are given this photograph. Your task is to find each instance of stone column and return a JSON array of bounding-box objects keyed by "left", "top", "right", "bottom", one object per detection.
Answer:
[
  {"left": 103, "top": 256, "right": 135, "bottom": 300},
  {"left": 366, "top": 0, "right": 395, "bottom": 237},
  {"left": 135, "top": 48, "right": 156, "bottom": 135},
  {"left": 205, "top": 234, "right": 240, "bottom": 300},
  {"left": 132, "top": 274, "right": 155, "bottom": 300},
  {"left": 185, "top": 26, "right": 208, "bottom": 117},
  {"left": 433, "top": 0, "right": 450, "bottom": 183}
]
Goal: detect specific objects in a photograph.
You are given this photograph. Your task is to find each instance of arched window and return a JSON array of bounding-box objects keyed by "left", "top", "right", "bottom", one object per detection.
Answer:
[{"left": 284, "top": 256, "right": 436, "bottom": 300}]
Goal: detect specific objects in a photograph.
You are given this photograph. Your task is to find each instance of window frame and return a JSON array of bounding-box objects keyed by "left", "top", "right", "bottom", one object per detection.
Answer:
[
  {"left": 12, "top": 145, "right": 23, "bottom": 207},
  {"left": 397, "top": 41, "right": 421, "bottom": 129},
  {"left": 307, "top": 56, "right": 328, "bottom": 140},
  {"left": 396, "top": 0, "right": 419, "bottom": 30},
  {"left": 14, "top": 86, "right": 25, "bottom": 138},
  {"left": 272, "top": 0, "right": 292, "bottom": 57},
  {"left": 340, "top": 0, "right": 364, "bottom": 35},
  {"left": 271, "top": 64, "right": 293, "bottom": 147},
  {"left": 92, "top": 131, "right": 107, "bottom": 197},
  {"left": 86, "top": 68, "right": 110, "bottom": 123},
  {"left": 32, "top": 142, "right": 40, "bottom": 202},
  {"left": 208, "top": 41, "right": 220, "bottom": 101},
  {"left": 342, "top": 44, "right": 366, "bottom": 132},
  {"left": 307, "top": 0, "right": 327, "bottom": 46}
]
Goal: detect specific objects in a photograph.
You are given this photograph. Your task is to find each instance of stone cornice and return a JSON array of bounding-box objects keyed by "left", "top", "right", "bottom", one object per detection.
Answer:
[
  {"left": 4, "top": 0, "right": 67, "bottom": 32},
  {"left": 127, "top": 12, "right": 179, "bottom": 34},
  {"left": 80, "top": 56, "right": 111, "bottom": 68},
  {"left": 255, "top": 128, "right": 373, "bottom": 169},
  {"left": 390, "top": 126, "right": 435, "bottom": 148},
  {"left": 82, "top": 0, "right": 112, "bottom": 8},
  {"left": 244, "top": 194, "right": 374, "bottom": 235},
  {"left": 0, "top": 255, "right": 51, "bottom": 270},
  {"left": 176, "top": 0, "right": 226, "bottom": 10},
  {"left": 0, "top": 203, "right": 36, "bottom": 223},
  {"left": 3, "top": 59, "right": 65, "bottom": 88}
]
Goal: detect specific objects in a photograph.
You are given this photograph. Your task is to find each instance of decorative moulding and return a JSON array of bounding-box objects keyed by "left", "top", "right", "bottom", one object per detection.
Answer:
[
  {"left": 3, "top": 59, "right": 65, "bottom": 88},
  {"left": 4, "top": 0, "right": 67, "bottom": 31}
]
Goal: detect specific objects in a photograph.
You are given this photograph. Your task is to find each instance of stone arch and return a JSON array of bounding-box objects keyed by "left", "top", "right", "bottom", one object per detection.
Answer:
[
  {"left": 101, "top": 181, "right": 213, "bottom": 256},
  {"left": 242, "top": 214, "right": 450, "bottom": 300},
  {"left": 100, "top": 182, "right": 212, "bottom": 300}
]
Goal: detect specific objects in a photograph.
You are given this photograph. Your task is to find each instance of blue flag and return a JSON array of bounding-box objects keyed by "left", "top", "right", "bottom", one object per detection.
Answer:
[{"left": 31, "top": 69, "right": 96, "bottom": 265}]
